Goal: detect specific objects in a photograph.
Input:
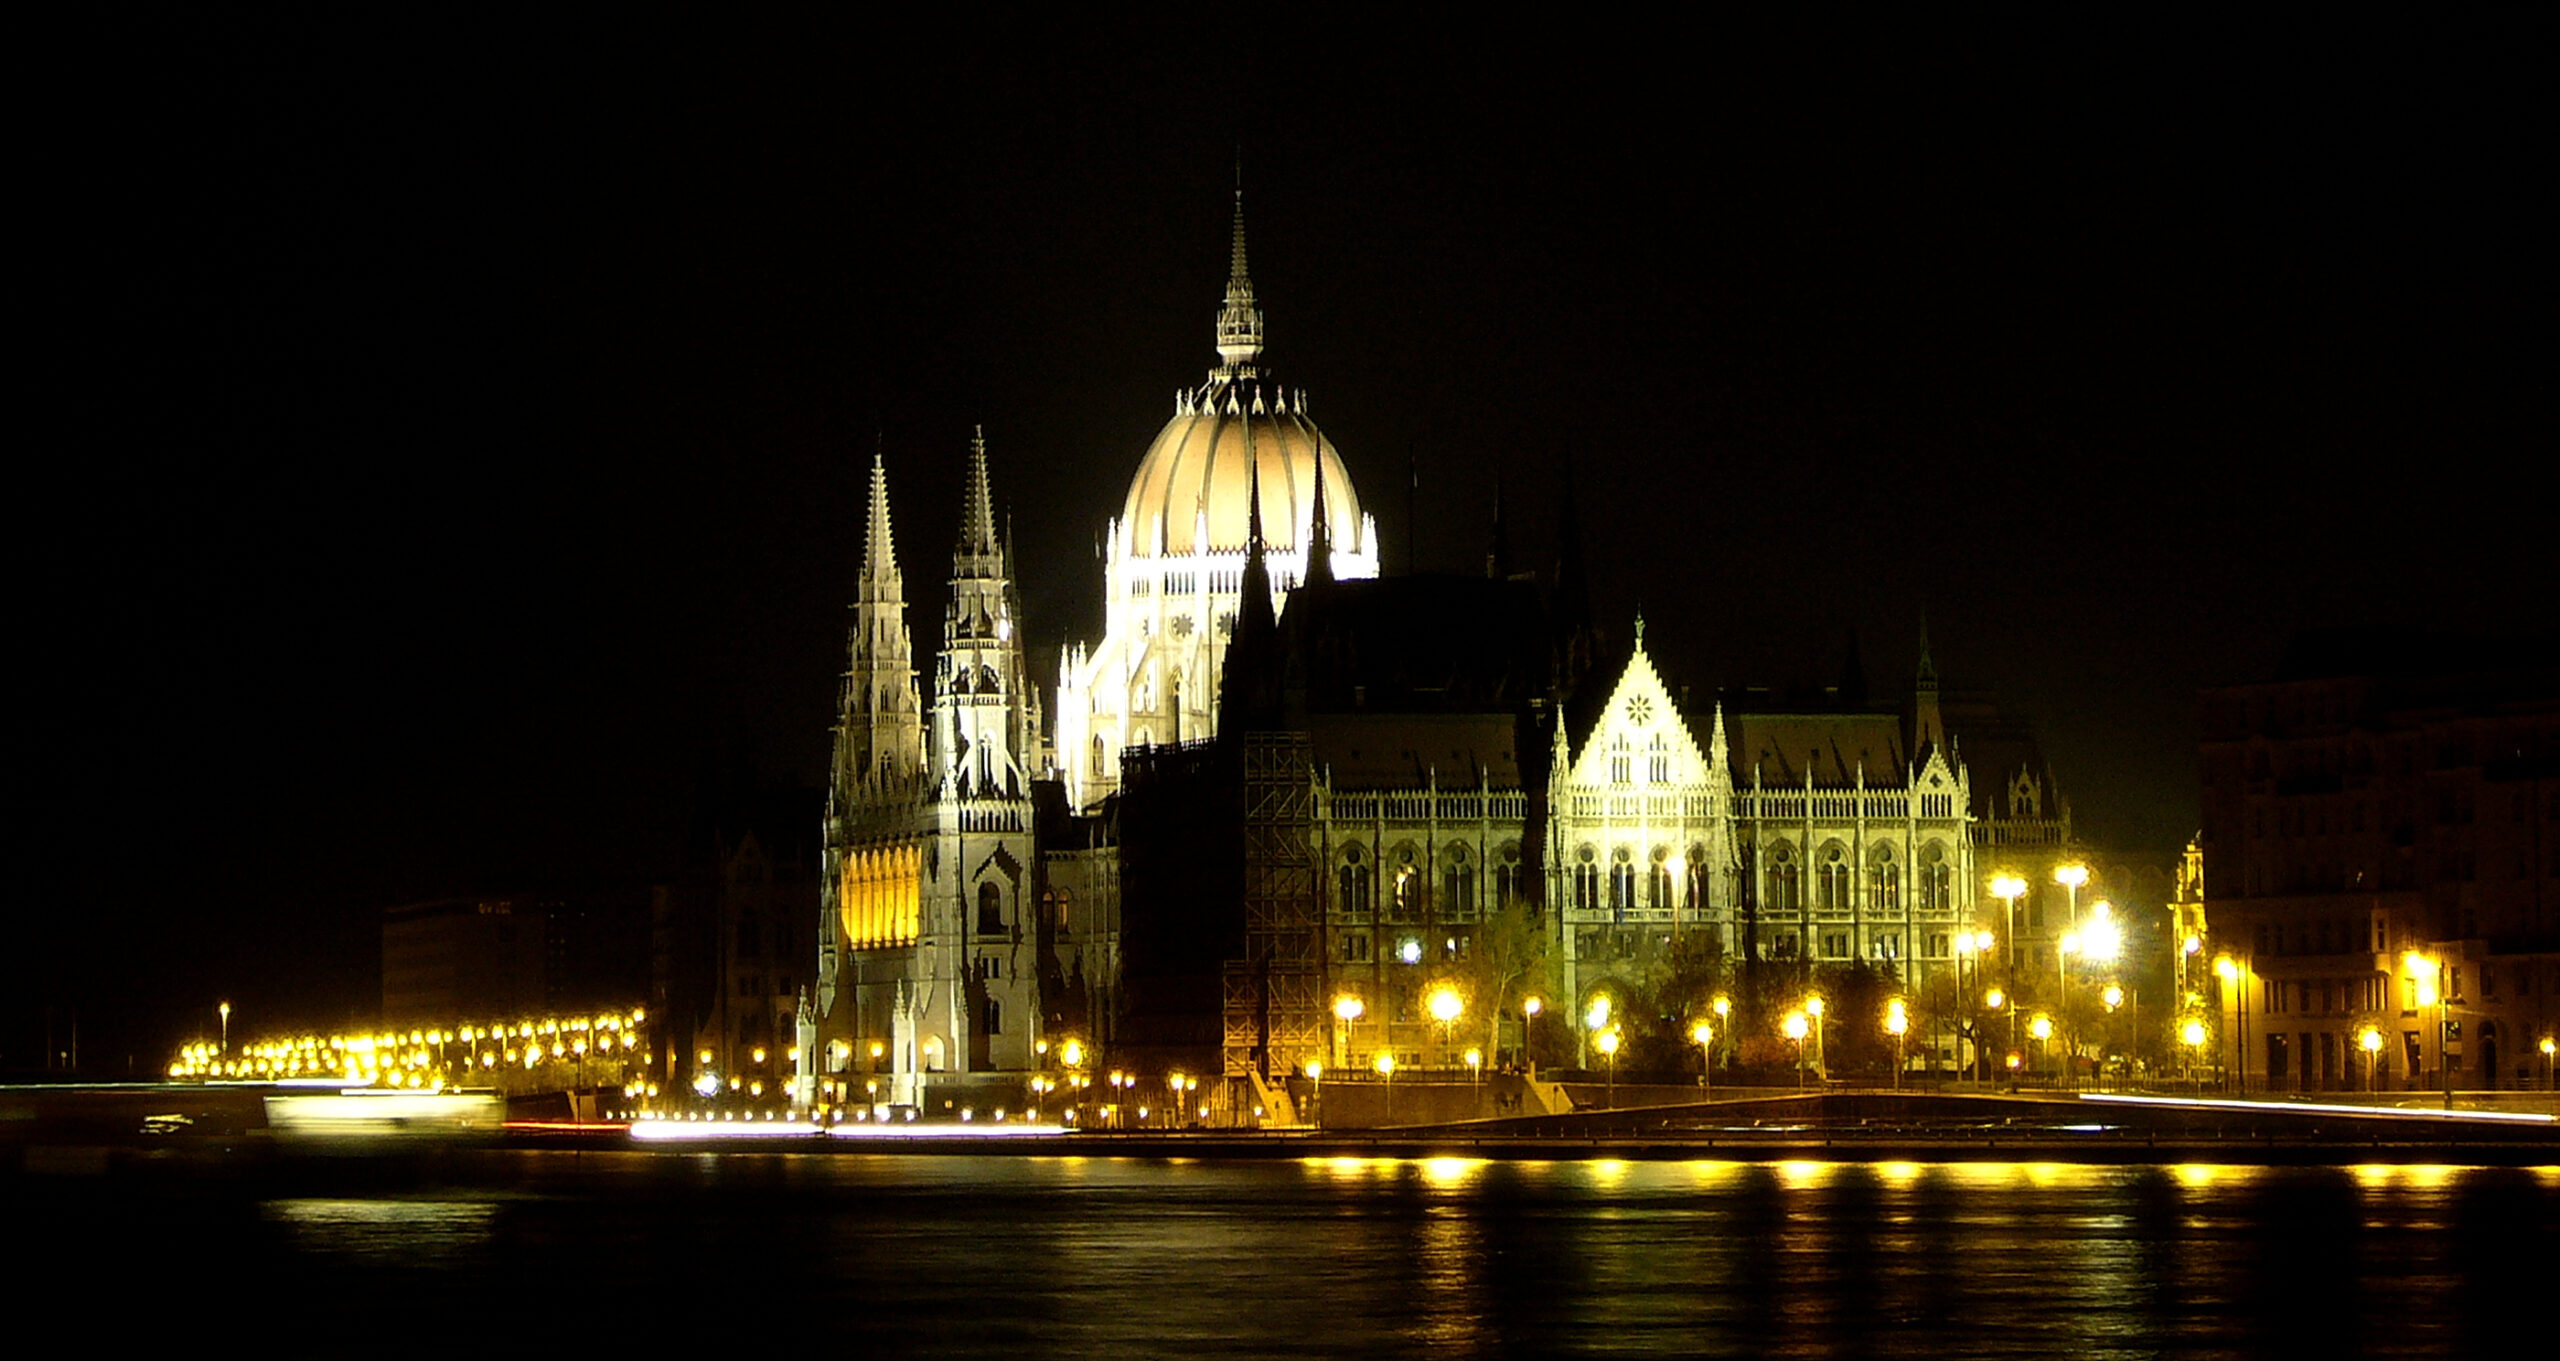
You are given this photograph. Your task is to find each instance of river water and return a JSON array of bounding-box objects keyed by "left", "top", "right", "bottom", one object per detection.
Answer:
[{"left": 21, "top": 1151, "right": 2554, "bottom": 1356}]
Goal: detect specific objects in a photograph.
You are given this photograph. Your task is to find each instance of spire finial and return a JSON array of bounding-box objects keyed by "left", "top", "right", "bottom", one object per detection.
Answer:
[
  {"left": 864, "top": 437, "right": 897, "bottom": 582},
  {"left": 958, "top": 425, "right": 998, "bottom": 557},
  {"left": 1213, "top": 183, "right": 1263, "bottom": 373}
]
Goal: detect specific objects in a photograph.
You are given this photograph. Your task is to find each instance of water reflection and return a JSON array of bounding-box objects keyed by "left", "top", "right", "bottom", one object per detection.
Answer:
[{"left": 25, "top": 1152, "right": 2551, "bottom": 1357}]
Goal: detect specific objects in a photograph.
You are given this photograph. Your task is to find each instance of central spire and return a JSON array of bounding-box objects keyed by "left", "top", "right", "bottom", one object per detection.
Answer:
[{"left": 1213, "top": 188, "right": 1263, "bottom": 374}]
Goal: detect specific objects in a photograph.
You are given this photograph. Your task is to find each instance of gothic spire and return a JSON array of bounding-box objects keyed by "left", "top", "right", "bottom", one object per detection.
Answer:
[
  {"left": 863, "top": 443, "right": 898, "bottom": 583},
  {"left": 1213, "top": 188, "right": 1263, "bottom": 374},
  {"left": 957, "top": 424, "right": 1000, "bottom": 562},
  {"left": 1223, "top": 459, "right": 1282, "bottom": 733},
  {"left": 1305, "top": 448, "right": 1335, "bottom": 588},
  {"left": 1486, "top": 472, "right": 1513, "bottom": 579}
]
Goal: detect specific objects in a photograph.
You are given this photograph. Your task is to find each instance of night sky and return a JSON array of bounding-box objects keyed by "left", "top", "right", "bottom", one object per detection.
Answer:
[{"left": 20, "top": 14, "right": 2545, "bottom": 1065}]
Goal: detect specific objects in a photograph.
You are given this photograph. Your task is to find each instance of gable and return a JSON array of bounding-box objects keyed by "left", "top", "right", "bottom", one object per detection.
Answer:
[{"left": 1569, "top": 646, "right": 1708, "bottom": 786}]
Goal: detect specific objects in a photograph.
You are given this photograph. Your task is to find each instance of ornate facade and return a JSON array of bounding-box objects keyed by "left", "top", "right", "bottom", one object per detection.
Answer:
[{"left": 804, "top": 197, "right": 2078, "bottom": 1115}]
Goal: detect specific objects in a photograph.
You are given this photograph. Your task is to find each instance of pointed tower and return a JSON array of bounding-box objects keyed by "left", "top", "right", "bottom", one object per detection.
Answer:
[
  {"left": 934, "top": 427, "right": 1031, "bottom": 800},
  {"left": 1213, "top": 187, "right": 1264, "bottom": 375},
  {"left": 1304, "top": 452, "right": 1335, "bottom": 589},
  {"left": 1221, "top": 461, "right": 1284, "bottom": 734},
  {"left": 833, "top": 449, "right": 925, "bottom": 801},
  {"left": 1911, "top": 617, "right": 1947, "bottom": 762}
]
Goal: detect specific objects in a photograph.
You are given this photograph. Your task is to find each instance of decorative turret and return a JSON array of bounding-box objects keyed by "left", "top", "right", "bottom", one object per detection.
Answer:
[
  {"left": 832, "top": 447, "right": 924, "bottom": 801},
  {"left": 1213, "top": 189, "right": 1263, "bottom": 374}
]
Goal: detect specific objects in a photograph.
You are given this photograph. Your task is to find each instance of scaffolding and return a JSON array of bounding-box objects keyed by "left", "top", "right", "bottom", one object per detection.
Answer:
[{"left": 1224, "top": 733, "right": 1322, "bottom": 1080}]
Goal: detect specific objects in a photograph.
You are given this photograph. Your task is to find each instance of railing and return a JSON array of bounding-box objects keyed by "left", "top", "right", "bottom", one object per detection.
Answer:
[{"left": 1327, "top": 790, "right": 1530, "bottom": 823}]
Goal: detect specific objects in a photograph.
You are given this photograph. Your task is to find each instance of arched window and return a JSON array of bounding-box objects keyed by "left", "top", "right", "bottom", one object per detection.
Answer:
[
  {"left": 1818, "top": 846, "right": 1850, "bottom": 910},
  {"left": 1338, "top": 844, "right": 1375, "bottom": 917},
  {"left": 976, "top": 882, "right": 1003, "bottom": 935},
  {"left": 1610, "top": 736, "right": 1631, "bottom": 785},
  {"left": 1609, "top": 847, "right": 1636, "bottom": 914},
  {"left": 1648, "top": 733, "right": 1670, "bottom": 784},
  {"left": 1920, "top": 843, "right": 1951, "bottom": 911},
  {"left": 1090, "top": 736, "right": 1107, "bottom": 778},
  {"left": 1647, "top": 845, "right": 1672, "bottom": 910},
  {"left": 1573, "top": 845, "right": 1600, "bottom": 912},
  {"left": 1766, "top": 843, "right": 1800, "bottom": 913},
  {"left": 1686, "top": 842, "right": 1708, "bottom": 910},
  {"left": 1441, "top": 846, "right": 1477, "bottom": 920},
  {"left": 1870, "top": 845, "right": 1901, "bottom": 910},
  {"left": 1391, "top": 847, "right": 1420, "bottom": 920},
  {"left": 1495, "top": 842, "right": 1524, "bottom": 909}
]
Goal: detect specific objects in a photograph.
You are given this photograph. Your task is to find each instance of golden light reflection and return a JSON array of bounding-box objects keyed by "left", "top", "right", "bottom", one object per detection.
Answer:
[
  {"left": 1421, "top": 1157, "right": 1487, "bottom": 1187},
  {"left": 1874, "top": 1161, "right": 1923, "bottom": 1187},
  {"left": 1777, "top": 1160, "right": 1832, "bottom": 1190}
]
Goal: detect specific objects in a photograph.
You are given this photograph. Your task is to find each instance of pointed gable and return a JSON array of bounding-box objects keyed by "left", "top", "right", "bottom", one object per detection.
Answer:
[{"left": 1567, "top": 627, "right": 1709, "bottom": 787}]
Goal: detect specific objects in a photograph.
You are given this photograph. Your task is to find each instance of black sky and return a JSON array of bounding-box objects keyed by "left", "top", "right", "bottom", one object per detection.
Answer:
[{"left": 20, "top": 13, "right": 2548, "bottom": 1064}]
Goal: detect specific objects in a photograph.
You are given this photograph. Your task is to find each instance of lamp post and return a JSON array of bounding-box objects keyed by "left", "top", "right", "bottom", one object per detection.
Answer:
[
  {"left": 1464, "top": 1047, "right": 1482, "bottom": 1087},
  {"left": 2358, "top": 1026, "right": 2382, "bottom": 1095},
  {"left": 2029, "top": 1013, "right": 2054, "bottom": 1086},
  {"left": 1984, "top": 988, "right": 2013, "bottom": 1082},
  {"left": 1304, "top": 1059, "right": 1323, "bottom": 1127},
  {"left": 1691, "top": 1021, "right": 1714, "bottom": 1095},
  {"left": 1374, "top": 1049, "right": 1396, "bottom": 1123},
  {"left": 1990, "top": 875, "right": 2028, "bottom": 992},
  {"left": 2054, "top": 863, "right": 2087, "bottom": 931},
  {"left": 1805, "top": 995, "right": 1828, "bottom": 1083},
  {"left": 1521, "top": 996, "right": 1543, "bottom": 1079},
  {"left": 1596, "top": 1027, "right": 1620, "bottom": 1108},
  {"left": 2182, "top": 1019, "right": 2208, "bottom": 1094},
  {"left": 1711, "top": 994, "right": 1731, "bottom": 1076},
  {"left": 1333, "top": 994, "right": 1365, "bottom": 1073},
  {"left": 2214, "top": 955, "right": 2247, "bottom": 1095},
  {"left": 1783, "top": 1009, "right": 1810, "bottom": 1088},
  {"left": 218, "top": 1001, "right": 231, "bottom": 1057},
  {"left": 1885, "top": 998, "right": 1908, "bottom": 1090},
  {"left": 1585, "top": 994, "right": 1612, "bottom": 1072},
  {"left": 2542, "top": 1037, "right": 2556, "bottom": 1093},
  {"left": 1428, "top": 986, "right": 1463, "bottom": 1070},
  {"left": 2404, "top": 952, "right": 2450, "bottom": 1110}
]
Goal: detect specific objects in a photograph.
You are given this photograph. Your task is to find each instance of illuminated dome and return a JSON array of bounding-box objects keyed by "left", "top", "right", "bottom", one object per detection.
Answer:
[{"left": 1119, "top": 383, "right": 1364, "bottom": 560}]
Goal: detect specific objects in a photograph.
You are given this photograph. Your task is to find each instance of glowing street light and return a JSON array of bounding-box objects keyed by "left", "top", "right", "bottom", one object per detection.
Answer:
[
  {"left": 1805, "top": 995, "right": 1827, "bottom": 1082},
  {"left": 2403, "top": 952, "right": 2451, "bottom": 1109},
  {"left": 2214, "top": 955, "right": 2247, "bottom": 1094},
  {"left": 1783, "top": 1010, "right": 1810, "bottom": 1089},
  {"left": 1595, "top": 1027, "right": 1621, "bottom": 1108},
  {"left": 2053, "top": 863, "right": 2088, "bottom": 930},
  {"left": 1428, "top": 986, "right": 1464, "bottom": 1068},
  {"left": 1521, "top": 995, "right": 1543, "bottom": 1078},
  {"left": 2358, "top": 1026, "right": 2384, "bottom": 1094},
  {"left": 1989, "top": 875, "right": 2028, "bottom": 988},
  {"left": 1690, "top": 1020, "right": 1715, "bottom": 1095},
  {"left": 1884, "top": 998, "right": 1908, "bottom": 1090},
  {"left": 1333, "top": 994, "right": 1365, "bottom": 1071}
]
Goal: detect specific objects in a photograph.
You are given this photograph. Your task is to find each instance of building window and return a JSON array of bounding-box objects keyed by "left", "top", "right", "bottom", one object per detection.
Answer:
[
  {"left": 1574, "top": 846, "right": 1600, "bottom": 911},
  {"left": 1391, "top": 848, "right": 1420, "bottom": 920},
  {"left": 1338, "top": 845, "right": 1375, "bottom": 917},
  {"left": 1610, "top": 848, "right": 1636, "bottom": 913},
  {"left": 1441, "top": 849, "right": 1477, "bottom": 920},
  {"left": 1919, "top": 844, "right": 1950, "bottom": 911},
  {"left": 1610, "top": 736, "right": 1632, "bottom": 785},
  {"left": 977, "top": 883, "right": 1003, "bottom": 935},
  {"left": 1341, "top": 932, "right": 1371, "bottom": 963},
  {"left": 1822, "top": 931, "right": 1850, "bottom": 959},
  {"left": 1818, "top": 846, "right": 1850, "bottom": 910},
  {"left": 1648, "top": 733, "right": 1670, "bottom": 784},
  {"left": 1766, "top": 844, "right": 1800, "bottom": 913},
  {"left": 1873, "top": 933, "right": 1901, "bottom": 961},
  {"left": 981, "top": 998, "right": 1001, "bottom": 1036},
  {"left": 1870, "top": 847, "right": 1900, "bottom": 910},
  {"left": 1495, "top": 844, "right": 1524, "bottom": 908}
]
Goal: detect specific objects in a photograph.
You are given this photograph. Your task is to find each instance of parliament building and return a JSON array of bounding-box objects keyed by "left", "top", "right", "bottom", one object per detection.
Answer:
[{"left": 799, "top": 198, "right": 2078, "bottom": 1119}]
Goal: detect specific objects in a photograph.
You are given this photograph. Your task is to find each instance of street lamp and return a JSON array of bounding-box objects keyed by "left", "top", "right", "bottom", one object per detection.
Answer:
[
  {"left": 1333, "top": 994, "right": 1365, "bottom": 1072},
  {"left": 1989, "top": 874, "right": 2028, "bottom": 985},
  {"left": 1521, "top": 995, "right": 1543, "bottom": 1078},
  {"left": 1374, "top": 1048, "right": 1396, "bottom": 1123},
  {"left": 219, "top": 1001, "right": 231, "bottom": 1057},
  {"left": 2214, "top": 955, "right": 2247, "bottom": 1094},
  {"left": 1690, "top": 1021, "right": 1714, "bottom": 1095},
  {"left": 1464, "top": 1047, "right": 1483, "bottom": 1086},
  {"left": 2541, "top": 1036, "right": 2555, "bottom": 1092},
  {"left": 1596, "top": 1027, "right": 1620, "bottom": 1108},
  {"left": 2029, "top": 1013, "right": 2054, "bottom": 1085},
  {"left": 2053, "top": 863, "right": 2087, "bottom": 931},
  {"left": 2358, "top": 1026, "right": 2383, "bottom": 1095},
  {"left": 2404, "top": 952, "right": 2451, "bottom": 1110},
  {"left": 1428, "top": 986, "right": 1464, "bottom": 1069},
  {"left": 1805, "top": 995, "right": 1828, "bottom": 1082},
  {"left": 1985, "top": 988, "right": 2014, "bottom": 1082},
  {"left": 1885, "top": 998, "right": 1908, "bottom": 1090},
  {"left": 1783, "top": 1009, "right": 1810, "bottom": 1089},
  {"left": 2181, "top": 1018, "right": 2208, "bottom": 1093}
]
